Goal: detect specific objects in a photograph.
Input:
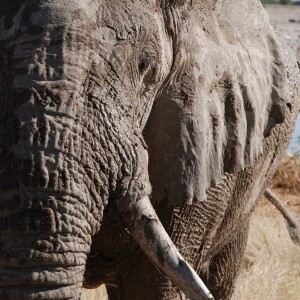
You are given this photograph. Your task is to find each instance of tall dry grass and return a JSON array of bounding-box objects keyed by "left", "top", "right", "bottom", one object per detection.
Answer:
[
  {"left": 81, "top": 285, "right": 107, "bottom": 300},
  {"left": 233, "top": 209, "right": 300, "bottom": 300},
  {"left": 271, "top": 155, "right": 300, "bottom": 194},
  {"left": 233, "top": 155, "right": 300, "bottom": 299}
]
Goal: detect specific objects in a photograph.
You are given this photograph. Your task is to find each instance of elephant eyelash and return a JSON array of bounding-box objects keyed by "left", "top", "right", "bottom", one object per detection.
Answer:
[
  {"left": 138, "top": 59, "right": 150, "bottom": 74},
  {"left": 138, "top": 45, "right": 158, "bottom": 75},
  {"left": 138, "top": 54, "right": 159, "bottom": 86}
]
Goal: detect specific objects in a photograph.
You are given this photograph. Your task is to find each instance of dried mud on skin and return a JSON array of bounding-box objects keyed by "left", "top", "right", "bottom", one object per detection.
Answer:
[{"left": 81, "top": 5, "right": 300, "bottom": 300}]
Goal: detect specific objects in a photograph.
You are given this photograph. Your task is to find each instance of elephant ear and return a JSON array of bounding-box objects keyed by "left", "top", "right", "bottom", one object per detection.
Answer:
[{"left": 144, "top": 0, "right": 291, "bottom": 206}]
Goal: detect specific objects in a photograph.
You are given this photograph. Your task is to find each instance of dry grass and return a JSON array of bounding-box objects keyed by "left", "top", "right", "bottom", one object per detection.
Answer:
[
  {"left": 234, "top": 155, "right": 300, "bottom": 299},
  {"left": 270, "top": 155, "right": 300, "bottom": 194},
  {"left": 233, "top": 209, "right": 300, "bottom": 300},
  {"left": 81, "top": 285, "right": 107, "bottom": 300}
]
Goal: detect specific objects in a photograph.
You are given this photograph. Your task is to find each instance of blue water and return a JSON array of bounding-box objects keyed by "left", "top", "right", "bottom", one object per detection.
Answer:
[{"left": 288, "top": 114, "right": 300, "bottom": 154}]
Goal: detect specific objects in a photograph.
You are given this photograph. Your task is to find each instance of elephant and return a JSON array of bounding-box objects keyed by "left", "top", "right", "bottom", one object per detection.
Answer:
[{"left": 0, "top": 0, "right": 299, "bottom": 299}]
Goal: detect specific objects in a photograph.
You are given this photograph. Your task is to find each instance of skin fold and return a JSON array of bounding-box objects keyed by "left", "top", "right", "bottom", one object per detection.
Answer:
[{"left": 0, "top": 0, "right": 299, "bottom": 299}]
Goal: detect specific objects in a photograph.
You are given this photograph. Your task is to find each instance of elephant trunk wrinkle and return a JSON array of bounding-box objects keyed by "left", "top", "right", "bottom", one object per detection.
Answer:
[
  {"left": 0, "top": 282, "right": 83, "bottom": 300},
  {"left": 0, "top": 232, "right": 87, "bottom": 299},
  {"left": 0, "top": 81, "right": 146, "bottom": 298}
]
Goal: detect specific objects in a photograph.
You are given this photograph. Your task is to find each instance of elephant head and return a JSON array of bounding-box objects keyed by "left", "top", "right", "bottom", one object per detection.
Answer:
[
  {"left": 0, "top": 0, "right": 213, "bottom": 299},
  {"left": 0, "top": 0, "right": 299, "bottom": 300}
]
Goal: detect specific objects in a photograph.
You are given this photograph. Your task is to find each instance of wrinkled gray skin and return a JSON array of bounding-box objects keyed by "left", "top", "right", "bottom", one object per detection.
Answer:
[{"left": 0, "top": 0, "right": 299, "bottom": 299}]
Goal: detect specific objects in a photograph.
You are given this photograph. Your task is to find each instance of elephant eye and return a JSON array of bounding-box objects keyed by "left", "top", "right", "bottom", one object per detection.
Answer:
[
  {"left": 138, "top": 53, "right": 158, "bottom": 85},
  {"left": 138, "top": 58, "right": 150, "bottom": 74},
  {"left": 138, "top": 43, "right": 160, "bottom": 86}
]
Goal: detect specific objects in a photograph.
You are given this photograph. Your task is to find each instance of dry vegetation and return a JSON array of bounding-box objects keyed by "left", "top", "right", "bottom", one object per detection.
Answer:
[
  {"left": 81, "top": 286, "right": 108, "bottom": 300},
  {"left": 271, "top": 155, "right": 300, "bottom": 194},
  {"left": 232, "top": 156, "right": 300, "bottom": 300},
  {"left": 233, "top": 210, "right": 300, "bottom": 300}
]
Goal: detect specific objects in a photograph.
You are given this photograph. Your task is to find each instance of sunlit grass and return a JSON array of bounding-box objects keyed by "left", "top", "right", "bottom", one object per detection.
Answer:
[
  {"left": 81, "top": 285, "right": 107, "bottom": 300},
  {"left": 233, "top": 208, "right": 300, "bottom": 300}
]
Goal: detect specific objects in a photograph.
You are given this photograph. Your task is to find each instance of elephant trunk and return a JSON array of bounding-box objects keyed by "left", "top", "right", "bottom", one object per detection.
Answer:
[
  {"left": 0, "top": 108, "right": 99, "bottom": 299},
  {"left": 0, "top": 80, "right": 102, "bottom": 300},
  {"left": 0, "top": 6, "right": 137, "bottom": 297},
  {"left": 0, "top": 251, "right": 85, "bottom": 299},
  {"left": 0, "top": 184, "right": 94, "bottom": 299}
]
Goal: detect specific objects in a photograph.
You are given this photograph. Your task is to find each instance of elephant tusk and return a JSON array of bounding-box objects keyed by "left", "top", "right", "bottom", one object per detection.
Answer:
[
  {"left": 264, "top": 188, "right": 300, "bottom": 246},
  {"left": 127, "top": 196, "right": 214, "bottom": 300}
]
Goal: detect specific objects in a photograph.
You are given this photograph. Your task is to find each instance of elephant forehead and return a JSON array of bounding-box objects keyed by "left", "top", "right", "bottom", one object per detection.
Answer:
[
  {"left": 0, "top": 0, "right": 165, "bottom": 47},
  {"left": 32, "top": 1, "right": 100, "bottom": 25},
  {"left": 0, "top": 0, "right": 96, "bottom": 28},
  {"left": 0, "top": 1, "right": 146, "bottom": 31}
]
